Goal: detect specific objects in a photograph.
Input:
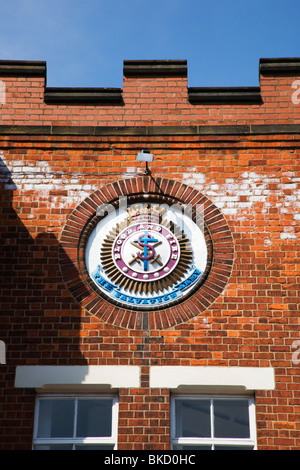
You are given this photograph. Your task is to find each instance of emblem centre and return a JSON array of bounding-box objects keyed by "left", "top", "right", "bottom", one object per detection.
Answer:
[
  {"left": 133, "top": 231, "right": 160, "bottom": 270},
  {"left": 113, "top": 223, "right": 180, "bottom": 281}
]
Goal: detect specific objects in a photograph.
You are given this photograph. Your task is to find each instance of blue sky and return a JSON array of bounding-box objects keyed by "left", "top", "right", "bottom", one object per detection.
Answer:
[{"left": 0, "top": 0, "right": 300, "bottom": 88}]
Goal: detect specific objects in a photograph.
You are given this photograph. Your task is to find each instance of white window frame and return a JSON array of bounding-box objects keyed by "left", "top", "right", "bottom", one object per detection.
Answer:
[
  {"left": 32, "top": 394, "right": 118, "bottom": 450},
  {"left": 171, "top": 394, "right": 257, "bottom": 450}
]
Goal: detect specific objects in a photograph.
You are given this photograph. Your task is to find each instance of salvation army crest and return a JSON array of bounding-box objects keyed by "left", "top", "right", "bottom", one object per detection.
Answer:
[{"left": 85, "top": 202, "right": 208, "bottom": 310}]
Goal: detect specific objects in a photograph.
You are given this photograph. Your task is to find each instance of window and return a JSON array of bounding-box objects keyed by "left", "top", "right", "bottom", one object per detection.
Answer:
[
  {"left": 171, "top": 395, "right": 256, "bottom": 450},
  {"left": 33, "top": 395, "right": 118, "bottom": 450}
]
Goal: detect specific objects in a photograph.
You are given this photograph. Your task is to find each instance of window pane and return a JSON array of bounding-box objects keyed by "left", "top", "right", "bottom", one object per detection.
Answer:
[
  {"left": 76, "top": 399, "right": 113, "bottom": 437},
  {"left": 37, "top": 399, "right": 75, "bottom": 438},
  {"left": 175, "top": 399, "right": 210, "bottom": 437},
  {"left": 34, "top": 445, "right": 73, "bottom": 450},
  {"left": 215, "top": 446, "right": 253, "bottom": 450},
  {"left": 214, "top": 400, "right": 250, "bottom": 438},
  {"left": 173, "top": 445, "right": 211, "bottom": 450},
  {"left": 75, "top": 445, "right": 115, "bottom": 450}
]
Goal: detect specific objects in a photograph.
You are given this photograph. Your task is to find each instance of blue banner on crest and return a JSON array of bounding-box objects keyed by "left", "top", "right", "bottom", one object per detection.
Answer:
[{"left": 92, "top": 267, "right": 202, "bottom": 307}]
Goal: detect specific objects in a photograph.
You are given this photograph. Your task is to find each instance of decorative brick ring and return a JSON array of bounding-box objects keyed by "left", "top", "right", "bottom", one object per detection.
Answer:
[{"left": 59, "top": 177, "right": 234, "bottom": 330}]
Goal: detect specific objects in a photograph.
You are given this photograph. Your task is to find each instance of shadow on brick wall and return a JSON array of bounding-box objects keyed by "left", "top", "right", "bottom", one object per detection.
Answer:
[{"left": 0, "top": 157, "right": 88, "bottom": 449}]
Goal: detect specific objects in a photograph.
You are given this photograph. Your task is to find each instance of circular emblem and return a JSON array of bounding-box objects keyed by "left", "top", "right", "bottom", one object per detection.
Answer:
[
  {"left": 60, "top": 178, "right": 235, "bottom": 328},
  {"left": 85, "top": 202, "right": 208, "bottom": 310}
]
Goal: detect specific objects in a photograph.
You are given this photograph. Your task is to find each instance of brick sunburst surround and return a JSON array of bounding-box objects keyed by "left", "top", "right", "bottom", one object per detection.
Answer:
[{"left": 59, "top": 176, "right": 234, "bottom": 329}]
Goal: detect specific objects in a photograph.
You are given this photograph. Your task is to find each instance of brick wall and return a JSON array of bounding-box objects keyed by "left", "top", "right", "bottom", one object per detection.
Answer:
[
  {"left": 0, "top": 59, "right": 299, "bottom": 450},
  {"left": 0, "top": 59, "right": 300, "bottom": 127}
]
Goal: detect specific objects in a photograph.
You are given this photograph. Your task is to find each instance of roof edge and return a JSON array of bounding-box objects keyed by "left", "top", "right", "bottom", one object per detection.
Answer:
[
  {"left": 188, "top": 86, "right": 262, "bottom": 104},
  {"left": 0, "top": 60, "right": 46, "bottom": 76},
  {"left": 259, "top": 57, "right": 300, "bottom": 74},
  {"left": 123, "top": 60, "right": 188, "bottom": 77},
  {"left": 1, "top": 57, "right": 300, "bottom": 80},
  {"left": 44, "top": 87, "right": 123, "bottom": 105}
]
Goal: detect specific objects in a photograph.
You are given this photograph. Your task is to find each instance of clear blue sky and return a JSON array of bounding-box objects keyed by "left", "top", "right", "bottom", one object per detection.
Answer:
[{"left": 0, "top": 0, "right": 300, "bottom": 88}]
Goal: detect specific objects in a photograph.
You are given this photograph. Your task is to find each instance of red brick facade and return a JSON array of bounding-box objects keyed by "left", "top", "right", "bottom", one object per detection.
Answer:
[{"left": 0, "top": 59, "right": 299, "bottom": 450}]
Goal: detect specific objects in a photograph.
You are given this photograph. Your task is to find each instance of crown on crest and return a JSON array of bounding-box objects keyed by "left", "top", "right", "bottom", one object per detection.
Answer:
[{"left": 127, "top": 203, "right": 165, "bottom": 224}]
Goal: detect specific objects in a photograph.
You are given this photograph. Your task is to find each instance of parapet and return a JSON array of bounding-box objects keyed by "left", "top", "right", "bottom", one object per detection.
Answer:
[{"left": 0, "top": 58, "right": 299, "bottom": 127}]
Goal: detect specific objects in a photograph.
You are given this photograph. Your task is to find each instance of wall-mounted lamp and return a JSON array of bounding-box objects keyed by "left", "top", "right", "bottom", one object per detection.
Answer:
[{"left": 137, "top": 150, "right": 153, "bottom": 175}]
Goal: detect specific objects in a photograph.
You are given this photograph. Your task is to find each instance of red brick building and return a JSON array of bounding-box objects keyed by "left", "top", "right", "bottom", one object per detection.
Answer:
[{"left": 0, "top": 58, "right": 299, "bottom": 450}]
